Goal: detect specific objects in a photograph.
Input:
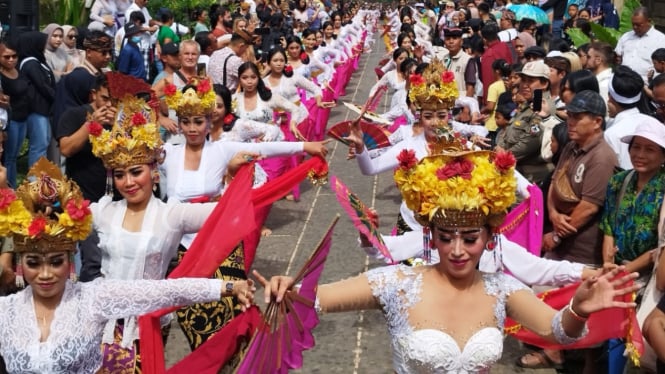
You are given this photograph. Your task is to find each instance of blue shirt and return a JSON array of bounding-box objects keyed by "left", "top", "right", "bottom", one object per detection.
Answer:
[{"left": 117, "top": 42, "right": 146, "bottom": 81}]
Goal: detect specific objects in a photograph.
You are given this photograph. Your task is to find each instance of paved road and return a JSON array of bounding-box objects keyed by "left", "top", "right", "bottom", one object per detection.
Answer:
[{"left": 163, "top": 35, "right": 560, "bottom": 373}]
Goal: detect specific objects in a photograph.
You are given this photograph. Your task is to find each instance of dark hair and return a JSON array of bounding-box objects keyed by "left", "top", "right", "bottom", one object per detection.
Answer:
[
  {"left": 652, "top": 48, "right": 665, "bottom": 62},
  {"left": 511, "top": 62, "right": 523, "bottom": 73},
  {"left": 238, "top": 62, "right": 272, "bottom": 101},
  {"left": 480, "top": 23, "right": 499, "bottom": 41},
  {"left": 588, "top": 41, "right": 615, "bottom": 65},
  {"left": 478, "top": 3, "right": 490, "bottom": 14},
  {"left": 495, "top": 102, "right": 516, "bottom": 121},
  {"left": 159, "top": 8, "right": 174, "bottom": 23},
  {"left": 577, "top": 43, "right": 590, "bottom": 55},
  {"left": 397, "top": 32, "right": 412, "bottom": 48},
  {"left": 267, "top": 48, "right": 292, "bottom": 77},
  {"left": 551, "top": 122, "right": 570, "bottom": 165},
  {"left": 296, "top": 0, "right": 307, "bottom": 12},
  {"left": 129, "top": 10, "right": 146, "bottom": 24},
  {"left": 399, "top": 57, "right": 417, "bottom": 76},
  {"left": 545, "top": 56, "right": 571, "bottom": 74},
  {"left": 492, "top": 58, "right": 511, "bottom": 77},
  {"left": 392, "top": 47, "right": 408, "bottom": 61},
  {"left": 285, "top": 35, "right": 309, "bottom": 64},
  {"left": 518, "top": 18, "right": 536, "bottom": 32},
  {"left": 560, "top": 69, "right": 599, "bottom": 94},
  {"left": 611, "top": 65, "right": 651, "bottom": 112},
  {"left": 653, "top": 73, "right": 665, "bottom": 88},
  {"left": 549, "top": 38, "right": 570, "bottom": 53},
  {"left": 415, "top": 62, "right": 429, "bottom": 75},
  {"left": 194, "top": 31, "right": 212, "bottom": 53},
  {"left": 213, "top": 84, "right": 237, "bottom": 131},
  {"left": 575, "top": 18, "right": 591, "bottom": 37},
  {"left": 191, "top": 7, "right": 205, "bottom": 21}
]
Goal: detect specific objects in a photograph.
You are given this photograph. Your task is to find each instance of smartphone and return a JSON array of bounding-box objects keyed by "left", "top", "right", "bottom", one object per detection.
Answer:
[
  {"left": 532, "top": 89, "right": 543, "bottom": 113},
  {"left": 197, "top": 63, "right": 206, "bottom": 76}
]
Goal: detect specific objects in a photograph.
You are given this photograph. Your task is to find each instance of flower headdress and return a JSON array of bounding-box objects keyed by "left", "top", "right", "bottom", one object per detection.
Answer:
[
  {"left": 0, "top": 158, "right": 92, "bottom": 254},
  {"left": 408, "top": 58, "right": 459, "bottom": 110},
  {"left": 394, "top": 149, "right": 517, "bottom": 228},
  {"left": 89, "top": 72, "right": 163, "bottom": 171},
  {"left": 164, "top": 76, "right": 216, "bottom": 117}
]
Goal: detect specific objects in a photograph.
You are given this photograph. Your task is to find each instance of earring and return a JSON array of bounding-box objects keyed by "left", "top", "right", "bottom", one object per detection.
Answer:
[
  {"left": 152, "top": 168, "right": 160, "bottom": 192},
  {"left": 69, "top": 252, "right": 78, "bottom": 283},
  {"left": 15, "top": 253, "right": 24, "bottom": 289},
  {"left": 485, "top": 234, "right": 498, "bottom": 251}
]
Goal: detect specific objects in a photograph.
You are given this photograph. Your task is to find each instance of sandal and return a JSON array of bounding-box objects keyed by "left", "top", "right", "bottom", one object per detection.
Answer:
[{"left": 516, "top": 350, "right": 564, "bottom": 370}]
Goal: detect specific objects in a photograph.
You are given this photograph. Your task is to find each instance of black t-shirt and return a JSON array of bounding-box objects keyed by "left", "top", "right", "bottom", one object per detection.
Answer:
[
  {"left": 0, "top": 73, "right": 31, "bottom": 121},
  {"left": 55, "top": 104, "right": 107, "bottom": 202}
]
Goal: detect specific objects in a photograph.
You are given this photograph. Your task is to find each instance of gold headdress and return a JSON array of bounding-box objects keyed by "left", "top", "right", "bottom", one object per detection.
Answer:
[
  {"left": 394, "top": 149, "right": 517, "bottom": 228},
  {"left": 0, "top": 158, "right": 93, "bottom": 253},
  {"left": 164, "top": 76, "right": 217, "bottom": 117},
  {"left": 408, "top": 58, "right": 459, "bottom": 110},
  {"left": 89, "top": 72, "right": 163, "bottom": 170}
]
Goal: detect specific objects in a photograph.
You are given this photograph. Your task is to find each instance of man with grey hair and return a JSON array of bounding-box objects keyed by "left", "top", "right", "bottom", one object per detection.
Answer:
[{"left": 615, "top": 7, "right": 665, "bottom": 83}]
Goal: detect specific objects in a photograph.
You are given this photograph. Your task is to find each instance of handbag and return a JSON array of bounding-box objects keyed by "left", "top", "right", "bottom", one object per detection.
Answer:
[{"left": 552, "top": 158, "right": 581, "bottom": 204}]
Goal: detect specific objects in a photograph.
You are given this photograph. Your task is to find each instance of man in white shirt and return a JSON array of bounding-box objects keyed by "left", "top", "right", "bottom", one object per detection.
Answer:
[
  {"left": 604, "top": 66, "right": 650, "bottom": 170},
  {"left": 615, "top": 7, "right": 665, "bottom": 83},
  {"left": 497, "top": 10, "right": 518, "bottom": 42},
  {"left": 587, "top": 41, "right": 614, "bottom": 103}
]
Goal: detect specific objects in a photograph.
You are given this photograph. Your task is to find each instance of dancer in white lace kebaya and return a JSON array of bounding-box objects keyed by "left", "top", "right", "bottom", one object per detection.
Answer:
[
  {"left": 0, "top": 158, "right": 255, "bottom": 374},
  {"left": 256, "top": 59, "right": 639, "bottom": 374}
]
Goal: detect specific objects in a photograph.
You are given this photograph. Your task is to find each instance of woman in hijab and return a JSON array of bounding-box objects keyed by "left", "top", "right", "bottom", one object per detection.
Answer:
[
  {"left": 61, "top": 25, "right": 85, "bottom": 68},
  {"left": 17, "top": 31, "right": 56, "bottom": 169},
  {"left": 513, "top": 31, "right": 536, "bottom": 63},
  {"left": 42, "top": 23, "right": 73, "bottom": 82}
]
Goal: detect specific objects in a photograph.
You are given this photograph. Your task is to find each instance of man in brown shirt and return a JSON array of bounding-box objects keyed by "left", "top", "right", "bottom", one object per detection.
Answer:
[{"left": 543, "top": 90, "right": 618, "bottom": 265}]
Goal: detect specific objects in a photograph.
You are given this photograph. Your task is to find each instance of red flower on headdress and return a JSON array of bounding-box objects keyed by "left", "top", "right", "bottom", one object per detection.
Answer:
[
  {"left": 284, "top": 65, "right": 293, "bottom": 75},
  {"left": 396, "top": 149, "right": 417, "bottom": 171},
  {"left": 441, "top": 71, "right": 455, "bottom": 84},
  {"left": 300, "top": 52, "right": 308, "bottom": 61},
  {"left": 409, "top": 74, "right": 425, "bottom": 85},
  {"left": 436, "top": 157, "right": 474, "bottom": 180},
  {"left": 66, "top": 199, "right": 91, "bottom": 221},
  {"left": 87, "top": 121, "right": 103, "bottom": 136},
  {"left": 131, "top": 112, "right": 147, "bottom": 126},
  {"left": 223, "top": 113, "right": 236, "bottom": 126},
  {"left": 0, "top": 189, "right": 17, "bottom": 210},
  {"left": 27, "top": 216, "right": 47, "bottom": 237},
  {"left": 197, "top": 79, "right": 211, "bottom": 94},
  {"left": 164, "top": 83, "right": 177, "bottom": 96},
  {"left": 494, "top": 150, "right": 516, "bottom": 173}
]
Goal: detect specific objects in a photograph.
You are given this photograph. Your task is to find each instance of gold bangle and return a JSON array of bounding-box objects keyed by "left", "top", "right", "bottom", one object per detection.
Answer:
[{"left": 567, "top": 298, "right": 589, "bottom": 322}]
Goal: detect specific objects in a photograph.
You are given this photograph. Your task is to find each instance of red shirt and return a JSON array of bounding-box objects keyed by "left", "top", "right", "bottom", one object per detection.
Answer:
[{"left": 480, "top": 40, "right": 513, "bottom": 103}]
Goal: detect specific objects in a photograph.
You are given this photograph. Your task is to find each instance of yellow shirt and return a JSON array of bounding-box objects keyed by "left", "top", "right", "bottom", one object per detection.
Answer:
[{"left": 485, "top": 80, "right": 506, "bottom": 132}]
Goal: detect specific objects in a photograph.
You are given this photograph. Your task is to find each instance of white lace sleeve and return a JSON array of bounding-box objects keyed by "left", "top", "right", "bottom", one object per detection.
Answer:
[
  {"left": 232, "top": 118, "right": 282, "bottom": 142},
  {"left": 366, "top": 265, "right": 422, "bottom": 336},
  {"left": 269, "top": 93, "right": 308, "bottom": 124},
  {"left": 295, "top": 73, "right": 323, "bottom": 97},
  {"left": 86, "top": 278, "right": 222, "bottom": 322}
]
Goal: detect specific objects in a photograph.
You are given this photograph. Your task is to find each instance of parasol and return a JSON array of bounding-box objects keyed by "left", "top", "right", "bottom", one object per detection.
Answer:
[
  {"left": 507, "top": 3, "right": 551, "bottom": 24},
  {"left": 342, "top": 101, "right": 392, "bottom": 125},
  {"left": 235, "top": 216, "right": 340, "bottom": 374},
  {"left": 327, "top": 120, "right": 392, "bottom": 150},
  {"left": 330, "top": 176, "right": 394, "bottom": 263}
]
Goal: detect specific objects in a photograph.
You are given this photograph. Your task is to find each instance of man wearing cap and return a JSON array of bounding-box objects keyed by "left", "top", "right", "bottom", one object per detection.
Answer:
[
  {"left": 152, "top": 42, "right": 182, "bottom": 84},
  {"left": 208, "top": 31, "right": 253, "bottom": 92},
  {"left": 496, "top": 60, "right": 554, "bottom": 184},
  {"left": 497, "top": 10, "right": 518, "bottom": 42},
  {"left": 524, "top": 46, "right": 546, "bottom": 62},
  {"left": 587, "top": 41, "right": 614, "bottom": 103},
  {"left": 444, "top": 28, "right": 473, "bottom": 97},
  {"left": 117, "top": 23, "right": 147, "bottom": 80},
  {"left": 543, "top": 90, "right": 618, "bottom": 267},
  {"left": 605, "top": 66, "right": 651, "bottom": 169}
]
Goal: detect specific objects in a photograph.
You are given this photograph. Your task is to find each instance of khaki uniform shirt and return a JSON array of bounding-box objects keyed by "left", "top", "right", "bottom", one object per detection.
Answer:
[{"left": 448, "top": 50, "right": 471, "bottom": 97}]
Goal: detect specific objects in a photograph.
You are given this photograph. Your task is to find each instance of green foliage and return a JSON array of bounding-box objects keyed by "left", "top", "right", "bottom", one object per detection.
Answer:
[
  {"left": 147, "top": 0, "right": 219, "bottom": 25},
  {"left": 40, "top": 0, "right": 88, "bottom": 27},
  {"left": 565, "top": 0, "right": 643, "bottom": 48}
]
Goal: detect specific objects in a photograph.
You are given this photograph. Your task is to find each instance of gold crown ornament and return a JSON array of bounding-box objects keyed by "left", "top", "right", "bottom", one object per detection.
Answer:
[
  {"left": 394, "top": 149, "right": 517, "bottom": 228},
  {"left": 88, "top": 73, "right": 163, "bottom": 171},
  {"left": 408, "top": 58, "right": 459, "bottom": 111},
  {"left": 164, "top": 76, "right": 217, "bottom": 117}
]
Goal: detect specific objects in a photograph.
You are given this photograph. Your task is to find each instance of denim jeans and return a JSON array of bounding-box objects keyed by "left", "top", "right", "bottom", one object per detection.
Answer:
[
  {"left": 552, "top": 19, "right": 564, "bottom": 39},
  {"left": 3, "top": 119, "right": 27, "bottom": 188},
  {"left": 26, "top": 112, "right": 51, "bottom": 168}
]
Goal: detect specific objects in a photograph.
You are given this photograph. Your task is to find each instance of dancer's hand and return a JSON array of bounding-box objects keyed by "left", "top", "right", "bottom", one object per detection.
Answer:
[
  {"left": 252, "top": 269, "right": 294, "bottom": 303},
  {"left": 318, "top": 101, "right": 336, "bottom": 109},
  {"left": 346, "top": 118, "right": 365, "bottom": 154},
  {"left": 228, "top": 152, "right": 262, "bottom": 175},
  {"left": 229, "top": 279, "right": 257, "bottom": 311},
  {"left": 303, "top": 139, "right": 331, "bottom": 157},
  {"left": 571, "top": 266, "right": 639, "bottom": 317},
  {"left": 0, "top": 165, "right": 7, "bottom": 188},
  {"left": 158, "top": 116, "right": 178, "bottom": 134},
  {"left": 290, "top": 121, "right": 306, "bottom": 141}
]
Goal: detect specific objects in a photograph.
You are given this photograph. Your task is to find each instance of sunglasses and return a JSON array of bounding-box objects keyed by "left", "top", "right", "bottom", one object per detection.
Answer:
[
  {"left": 2, "top": 54, "right": 17, "bottom": 60},
  {"left": 68, "top": 35, "right": 77, "bottom": 40}
]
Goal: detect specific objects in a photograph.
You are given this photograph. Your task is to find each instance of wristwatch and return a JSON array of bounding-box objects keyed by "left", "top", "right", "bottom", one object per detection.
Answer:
[
  {"left": 552, "top": 233, "right": 561, "bottom": 245},
  {"left": 225, "top": 281, "right": 234, "bottom": 296}
]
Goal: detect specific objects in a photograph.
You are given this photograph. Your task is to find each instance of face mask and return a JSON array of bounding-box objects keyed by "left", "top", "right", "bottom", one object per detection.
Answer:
[{"left": 131, "top": 36, "right": 142, "bottom": 44}]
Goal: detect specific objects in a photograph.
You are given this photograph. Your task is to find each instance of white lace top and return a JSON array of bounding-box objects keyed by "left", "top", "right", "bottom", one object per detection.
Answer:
[
  {"left": 0, "top": 278, "right": 221, "bottom": 374},
  {"left": 264, "top": 74, "right": 322, "bottom": 121},
  {"left": 233, "top": 91, "right": 307, "bottom": 125}
]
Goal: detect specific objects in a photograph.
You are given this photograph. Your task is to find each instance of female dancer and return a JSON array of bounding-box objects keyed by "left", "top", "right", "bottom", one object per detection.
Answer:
[
  {"left": 159, "top": 78, "right": 328, "bottom": 349},
  {"left": 0, "top": 158, "right": 254, "bottom": 373}
]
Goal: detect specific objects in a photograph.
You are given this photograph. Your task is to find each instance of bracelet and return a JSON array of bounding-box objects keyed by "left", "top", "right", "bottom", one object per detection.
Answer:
[{"left": 567, "top": 298, "right": 589, "bottom": 322}]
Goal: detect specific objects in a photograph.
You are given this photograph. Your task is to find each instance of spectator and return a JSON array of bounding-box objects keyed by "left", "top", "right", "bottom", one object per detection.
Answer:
[
  {"left": 513, "top": 32, "right": 536, "bottom": 63},
  {"left": 192, "top": 8, "right": 209, "bottom": 34},
  {"left": 605, "top": 66, "right": 653, "bottom": 169},
  {"left": 557, "top": 69, "right": 600, "bottom": 121},
  {"left": 42, "top": 24, "right": 73, "bottom": 83},
  {"left": 53, "top": 30, "right": 112, "bottom": 129},
  {"left": 497, "top": 10, "right": 518, "bottom": 42},
  {"left": 444, "top": 28, "right": 473, "bottom": 97},
  {"left": 17, "top": 31, "right": 56, "bottom": 168},
  {"left": 615, "top": 7, "right": 665, "bottom": 83},
  {"left": 117, "top": 23, "right": 146, "bottom": 80},
  {"left": 587, "top": 41, "right": 614, "bottom": 102},
  {"left": 61, "top": 25, "right": 85, "bottom": 68},
  {"left": 481, "top": 58, "right": 510, "bottom": 144},
  {"left": 208, "top": 31, "right": 253, "bottom": 92},
  {"left": 157, "top": 8, "right": 180, "bottom": 46},
  {"left": 652, "top": 74, "right": 665, "bottom": 122},
  {"left": 645, "top": 48, "right": 665, "bottom": 99},
  {"left": 211, "top": 6, "right": 234, "bottom": 39},
  {"left": 0, "top": 39, "right": 30, "bottom": 188},
  {"left": 480, "top": 22, "right": 513, "bottom": 102},
  {"left": 194, "top": 32, "right": 218, "bottom": 71},
  {"left": 540, "top": 0, "right": 567, "bottom": 38},
  {"left": 89, "top": 0, "right": 119, "bottom": 37},
  {"left": 544, "top": 56, "right": 570, "bottom": 111}
]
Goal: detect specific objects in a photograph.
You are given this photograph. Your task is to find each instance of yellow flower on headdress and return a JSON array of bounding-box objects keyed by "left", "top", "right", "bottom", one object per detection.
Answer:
[
  {"left": 408, "top": 58, "right": 459, "bottom": 110},
  {"left": 164, "top": 77, "right": 217, "bottom": 117}
]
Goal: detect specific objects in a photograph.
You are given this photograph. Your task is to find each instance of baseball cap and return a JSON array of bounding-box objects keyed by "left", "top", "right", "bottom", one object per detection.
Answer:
[
  {"left": 566, "top": 90, "right": 606, "bottom": 117},
  {"left": 620, "top": 115, "right": 665, "bottom": 150},
  {"left": 162, "top": 42, "right": 179, "bottom": 56},
  {"left": 524, "top": 46, "right": 546, "bottom": 59},
  {"left": 444, "top": 27, "right": 464, "bottom": 38},
  {"left": 519, "top": 60, "right": 549, "bottom": 79}
]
